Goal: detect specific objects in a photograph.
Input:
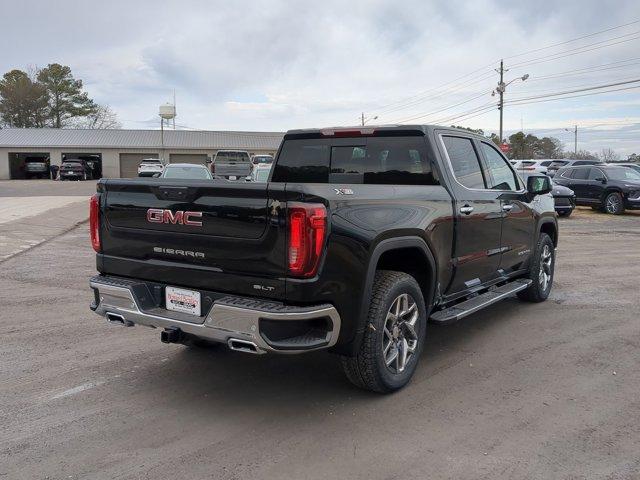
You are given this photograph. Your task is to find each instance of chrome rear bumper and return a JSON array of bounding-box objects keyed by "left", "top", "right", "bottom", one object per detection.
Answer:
[{"left": 89, "top": 275, "right": 340, "bottom": 354}]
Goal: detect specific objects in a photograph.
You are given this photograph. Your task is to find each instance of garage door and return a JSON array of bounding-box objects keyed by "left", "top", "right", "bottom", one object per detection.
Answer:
[
  {"left": 169, "top": 154, "right": 208, "bottom": 165},
  {"left": 119, "top": 153, "right": 159, "bottom": 178}
]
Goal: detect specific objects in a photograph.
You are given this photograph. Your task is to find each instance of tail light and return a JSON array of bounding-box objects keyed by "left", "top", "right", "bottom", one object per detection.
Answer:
[
  {"left": 288, "top": 203, "right": 327, "bottom": 277},
  {"left": 89, "top": 194, "right": 101, "bottom": 252}
]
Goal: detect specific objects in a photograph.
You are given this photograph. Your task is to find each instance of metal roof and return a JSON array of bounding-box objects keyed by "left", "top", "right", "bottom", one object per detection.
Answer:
[{"left": 0, "top": 128, "right": 284, "bottom": 150}]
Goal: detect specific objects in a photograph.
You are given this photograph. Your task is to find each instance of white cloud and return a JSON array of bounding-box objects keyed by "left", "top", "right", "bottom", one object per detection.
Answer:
[{"left": 1, "top": 0, "right": 639, "bottom": 155}]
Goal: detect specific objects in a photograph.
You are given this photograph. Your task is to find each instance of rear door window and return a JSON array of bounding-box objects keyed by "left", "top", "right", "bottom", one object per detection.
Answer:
[
  {"left": 571, "top": 168, "right": 590, "bottom": 180},
  {"left": 441, "top": 136, "right": 485, "bottom": 189},
  {"left": 272, "top": 141, "right": 330, "bottom": 182}
]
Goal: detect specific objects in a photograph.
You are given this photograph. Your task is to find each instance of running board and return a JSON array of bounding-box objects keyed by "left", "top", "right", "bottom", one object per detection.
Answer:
[{"left": 429, "top": 279, "right": 532, "bottom": 324}]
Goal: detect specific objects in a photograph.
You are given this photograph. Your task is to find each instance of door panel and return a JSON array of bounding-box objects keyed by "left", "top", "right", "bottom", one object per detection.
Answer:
[
  {"left": 476, "top": 141, "right": 535, "bottom": 273},
  {"left": 437, "top": 134, "right": 503, "bottom": 294}
]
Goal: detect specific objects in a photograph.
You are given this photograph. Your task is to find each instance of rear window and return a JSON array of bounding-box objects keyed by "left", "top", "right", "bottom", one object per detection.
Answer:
[
  {"left": 272, "top": 136, "right": 438, "bottom": 185},
  {"left": 162, "top": 166, "right": 212, "bottom": 180},
  {"left": 520, "top": 161, "right": 536, "bottom": 167},
  {"left": 216, "top": 151, "right": 250, "bottom": 163},
  {"left": 549, "top": 161, "right": 569, "bottom": 169},
  {"left": 141, "top": 159, "right": 161, "bottom": 164}
]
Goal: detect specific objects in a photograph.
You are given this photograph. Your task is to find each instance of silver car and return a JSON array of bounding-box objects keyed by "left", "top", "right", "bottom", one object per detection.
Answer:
[{"left": 212, "top": 150, "right": 252, "bottom": 180}]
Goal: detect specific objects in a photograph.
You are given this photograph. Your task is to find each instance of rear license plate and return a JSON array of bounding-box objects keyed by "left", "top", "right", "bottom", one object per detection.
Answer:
[{"left": 165, "top": 286, "right": 201, "bottom": 316}]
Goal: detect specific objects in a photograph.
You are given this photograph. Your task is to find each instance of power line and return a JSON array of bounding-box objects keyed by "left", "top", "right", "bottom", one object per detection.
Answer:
[
  {"left": 506, "top": 84, "right": 640, "bottom": 106},
  {"left": 366, "top": 19, "right": 640, "bottom": 118},
  {"left": 509, "top": 32, "right": 640, "bottom": 69},
  {"left": 387, "top": 91, "right": 491, "bottom": 123},
  {"left": 526, "top": 57, "right": 640, "bottom": 81},
  {"left": 504, "top": 19, "right": 640, "bottom": 60},
  {"left": 505, "top": 78, "right": 640, "bottom": 103}
]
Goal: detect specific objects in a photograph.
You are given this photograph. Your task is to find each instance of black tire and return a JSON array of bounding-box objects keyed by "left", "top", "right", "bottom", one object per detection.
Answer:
[
  {"left": 603, "top": 192, "right": 625, "bottom": 215},
  {"left": 590, "top": 206, "right": 601, "bottom": 211},
  {"left": 341, "top": 270, "right": 427, "bottom": 393},
  {"left": 517, "top": 233, "right": 555, "bottom": 303},
  {"left": 557, "top": 210, "right": 572, "bottom": 217}
]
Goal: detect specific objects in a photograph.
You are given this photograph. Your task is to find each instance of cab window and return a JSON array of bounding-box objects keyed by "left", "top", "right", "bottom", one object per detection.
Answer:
[{"left": 480, "top": 142, "right": 518, "bottom": 191}]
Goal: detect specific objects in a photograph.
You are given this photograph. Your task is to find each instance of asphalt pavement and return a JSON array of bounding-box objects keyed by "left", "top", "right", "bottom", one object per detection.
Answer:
[{"left": 1, "top": 188, "right": 639, "bottom": 479}]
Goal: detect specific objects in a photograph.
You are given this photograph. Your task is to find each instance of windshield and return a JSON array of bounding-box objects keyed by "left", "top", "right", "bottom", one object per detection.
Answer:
[
  {"left": 606, "top": 168, "right": 640, "bottom": 181},
  {"left": 253, "top": 156, "right": 273, "bottom": 164},
  {"left": 549, "top": 161, "right": 569, "bottom": 168},
  {"left": 162, "top": 166, "right": 212, "bottom": 180},
  {"left": 141, "top": 159, "right": 161, "bottom": 164}
]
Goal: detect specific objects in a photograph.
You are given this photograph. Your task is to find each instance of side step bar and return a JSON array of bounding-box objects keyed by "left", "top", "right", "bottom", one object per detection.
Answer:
[{"left": 429, "top": 279, "right": 532, "bottom": 325}]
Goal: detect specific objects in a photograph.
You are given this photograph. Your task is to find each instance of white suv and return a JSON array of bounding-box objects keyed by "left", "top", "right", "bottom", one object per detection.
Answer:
[{"left": 137, "top": 158, "right": 165, "bottom": 177}]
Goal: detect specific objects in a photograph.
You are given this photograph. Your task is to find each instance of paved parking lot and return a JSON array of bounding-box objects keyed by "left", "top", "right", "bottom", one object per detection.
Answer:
[{"left": 1, "top": 183, "right": 639, "bottom": 479}]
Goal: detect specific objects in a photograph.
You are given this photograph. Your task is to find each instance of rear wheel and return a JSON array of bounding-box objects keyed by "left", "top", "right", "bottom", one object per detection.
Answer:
[
  {"left": 341, "top": 270, "right": 427, "bottom": 393},
  {"left": 517, "top": 233, "right": 555, "bottom": 303},
  {"left": 557, "top": 210, "right": 572, "bottom": 217},
  {"left": 603, "top": 192, "right": 625, "bottom": 215}
]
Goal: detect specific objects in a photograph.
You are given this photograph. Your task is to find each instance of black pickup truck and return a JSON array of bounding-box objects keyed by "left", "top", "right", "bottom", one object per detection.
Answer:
[{"left": 89, "top": 125, "right": 558, "bottom": 393}]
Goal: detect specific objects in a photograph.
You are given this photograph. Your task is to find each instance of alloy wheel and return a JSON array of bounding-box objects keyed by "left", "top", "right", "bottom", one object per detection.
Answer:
[
  {"left": 382, "top": 293, "right": 419, "bottom": 374},
  {"left": 605, "top": 194, "right": 621, "bottom": 214},
  {"left": 539, "top": 244, "right": 553, "bottom": 292}
]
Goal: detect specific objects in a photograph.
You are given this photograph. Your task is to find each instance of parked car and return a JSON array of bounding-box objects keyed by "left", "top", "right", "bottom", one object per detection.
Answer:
[
  {"left": 521, "top": 172, "right": 575, "bottom": 217},
  {"left": 60, "top": 159, "right": 93, "bottom": 180},
  {"left": 547, "top": 159, "right": 601, "bottom": 177},
  {"left": 611, "top": 163, "right": 640, "bottom": 174},
  {"left": 24, "top": 157, "right": 50, "bottom": 179},
  {"left": 251, "top": 154, "right": 274, "bottom": 168},
  {"left": 138, "top": 158, "right": 165, "bottom": 177},
  {"left": 160, "top": 163, "right": 213, "bottom": 180},
  {"left": 553, "top": 164, "right": 640, "bottom": 214},
  {"left": 212, "top": 150, "right": 252, "bottom": 180},
  {"left": 512, "top": 160, "right": 550, "bottom": 174},
  {"left": 250, "top": 163, "right": 272, "bottom": 182},
  {"left": 88, "top": 125, "right": 557, "bottom": 393}
]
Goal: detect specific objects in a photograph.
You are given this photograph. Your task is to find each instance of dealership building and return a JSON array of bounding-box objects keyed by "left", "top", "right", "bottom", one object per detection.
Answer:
[{"left": 0, "top": 128, "right": 284, "bottom": 179}]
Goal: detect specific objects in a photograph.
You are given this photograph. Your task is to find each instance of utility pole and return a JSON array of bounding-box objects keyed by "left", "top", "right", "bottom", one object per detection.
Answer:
[
  {"left": 498, "top": 59, "right": 504, "bottom": 143},
  {"left": 493, "top": 60, "right": 529, "bottom": 144},
  {"left": 565, "top": 125, "right": 578, "bottom": 155},
  {"left": 361, "top": 112, "right": 365, "bottom": 126}
]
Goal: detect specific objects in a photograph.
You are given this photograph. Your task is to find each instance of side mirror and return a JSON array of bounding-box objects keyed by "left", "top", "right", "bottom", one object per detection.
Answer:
[{"left": 527, "top": 174, "right": 552, "bottom": 195}]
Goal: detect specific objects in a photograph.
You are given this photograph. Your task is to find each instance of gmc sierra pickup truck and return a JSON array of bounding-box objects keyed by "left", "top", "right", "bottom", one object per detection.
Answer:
[{"left": 89, "top": 125, "right": 558, "bottom": 393}]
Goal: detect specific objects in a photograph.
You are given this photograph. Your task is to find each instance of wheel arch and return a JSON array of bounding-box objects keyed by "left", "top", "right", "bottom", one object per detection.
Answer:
[
  {"left": 349, "top": 236, "right": 437, "bottom": 355},
  {"left": 539, "top": 219, "right": 558, "bottom": 247}
]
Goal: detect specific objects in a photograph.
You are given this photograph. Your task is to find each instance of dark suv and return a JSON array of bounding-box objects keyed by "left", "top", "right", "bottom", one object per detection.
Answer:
[
  {"left": 60, "top": 159, "right": 93, "bottom": 181},
  {"left": 546, "top": 159, "right": 601, "bottom": 178},
  {"left": 554, "top": 164, "right": 640, "bottom": 214}
]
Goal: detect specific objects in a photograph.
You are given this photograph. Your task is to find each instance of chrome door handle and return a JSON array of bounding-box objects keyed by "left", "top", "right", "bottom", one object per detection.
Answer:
[
  {"left": 460, "top": 205, "right": 474, "bottom": 215},
  {"left": 502, "top": 204, "right": 514, "bottom": 212}
]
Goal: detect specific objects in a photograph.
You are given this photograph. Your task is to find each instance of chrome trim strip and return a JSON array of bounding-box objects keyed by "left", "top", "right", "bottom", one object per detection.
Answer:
[{"left": 89, "top": 278, "right": 341, "bottom": 354}]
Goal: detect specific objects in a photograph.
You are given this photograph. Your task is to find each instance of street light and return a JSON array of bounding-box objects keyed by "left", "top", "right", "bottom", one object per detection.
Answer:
[
  {"left": 361, "top": 113, "right": 378, "bottom": 126},
  {"left": 492, "top": 59, "right": 529, "bottom": 143}
]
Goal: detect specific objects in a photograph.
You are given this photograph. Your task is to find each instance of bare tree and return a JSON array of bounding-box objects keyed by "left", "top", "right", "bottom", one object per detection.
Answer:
[
  {"left": 599, "top": 148, "right": 620, "bottom": 162},
  {"left": 73, "top": 104, "right": 122, "bottom": 129}
]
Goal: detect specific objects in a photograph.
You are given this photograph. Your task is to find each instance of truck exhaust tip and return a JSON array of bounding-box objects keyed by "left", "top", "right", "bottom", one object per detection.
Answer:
[{"left": 228, "top": 338, "right": 262, "bottom": 354}]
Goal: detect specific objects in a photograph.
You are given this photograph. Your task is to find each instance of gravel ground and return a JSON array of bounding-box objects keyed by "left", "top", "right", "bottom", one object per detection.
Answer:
[{"left": 1, "top": 206, "right": 639, "bottom": 480}]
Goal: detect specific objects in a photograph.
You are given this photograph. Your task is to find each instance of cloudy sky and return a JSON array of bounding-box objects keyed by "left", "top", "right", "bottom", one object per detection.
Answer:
[{"left": 2, "top": 0, "right": 639, "bottom": 157}]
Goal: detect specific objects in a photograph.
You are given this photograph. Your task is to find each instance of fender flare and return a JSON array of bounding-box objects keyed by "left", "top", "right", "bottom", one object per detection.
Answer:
[
  {"left": 538, "top": 217, "right": 559, "bottom": 247},
  {"left": 349, "top": 236, "right": 437, "bottom": 355}
]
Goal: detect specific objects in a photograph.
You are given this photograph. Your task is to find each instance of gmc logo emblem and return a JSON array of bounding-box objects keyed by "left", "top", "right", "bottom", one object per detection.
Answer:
[{"left": 146, "top": 209, "right": 203, "bottom": 226}]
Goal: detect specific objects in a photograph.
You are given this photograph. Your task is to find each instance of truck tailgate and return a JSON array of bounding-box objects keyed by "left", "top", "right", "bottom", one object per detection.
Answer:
[{"left": 98, "top": 179, "right": 286, "bottom": 299}]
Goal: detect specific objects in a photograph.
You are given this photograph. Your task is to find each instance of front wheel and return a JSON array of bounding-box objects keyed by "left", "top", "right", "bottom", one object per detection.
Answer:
[
  {"left": 518, "top": 233, "right": 555, "bottom": 303},
  {"left": 341, "top": 270, "right": 427, "bottom": 393},
  {"left": 603, "top": 192, "right": 625, "bottom": 215}
]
